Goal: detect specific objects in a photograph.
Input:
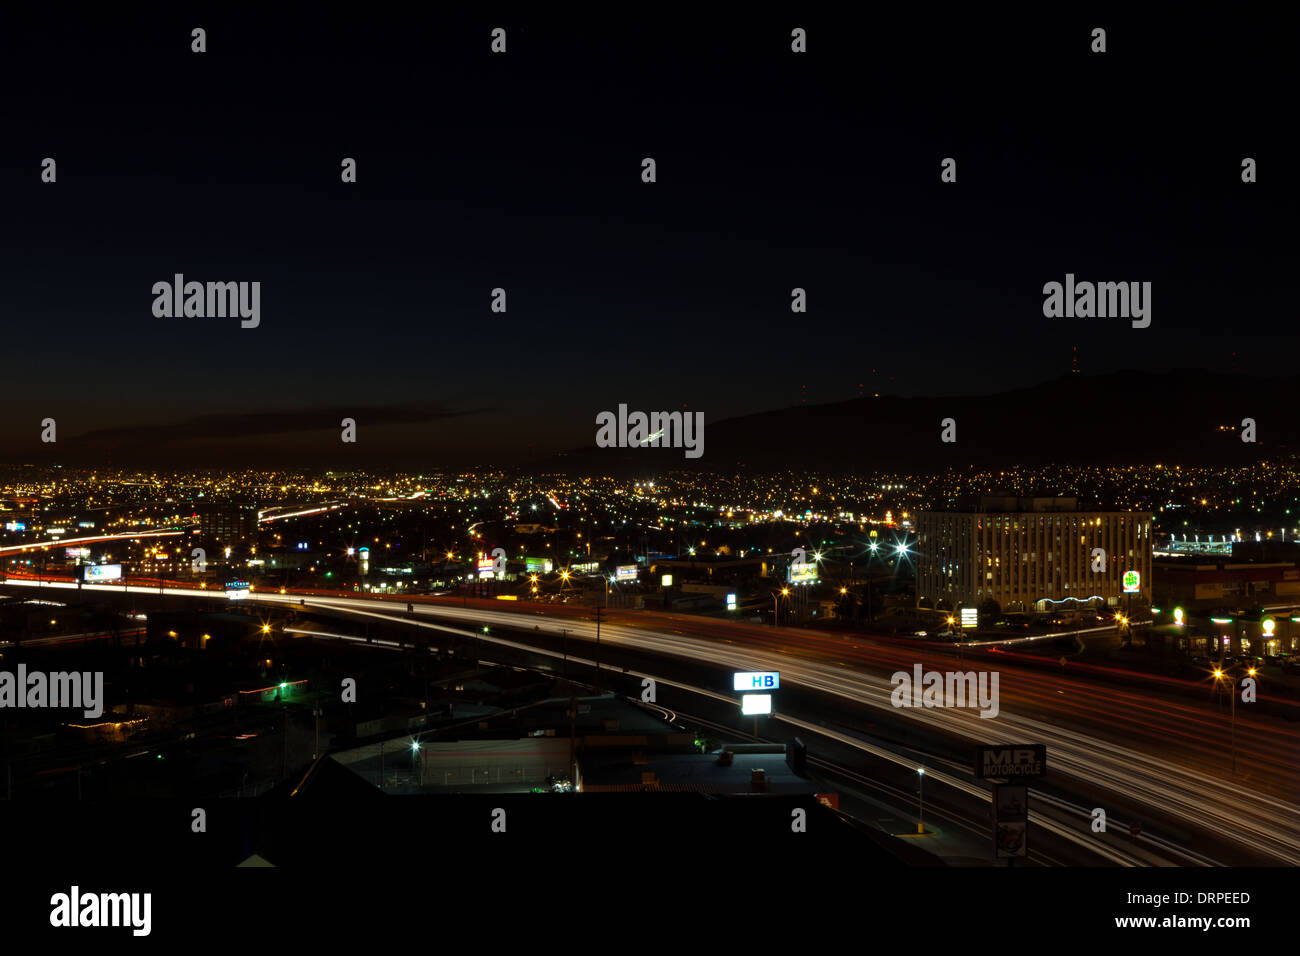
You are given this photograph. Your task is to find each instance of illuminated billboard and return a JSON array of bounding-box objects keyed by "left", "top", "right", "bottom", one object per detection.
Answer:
[
  {"left": 65, "top": 547, "right": 91, "bottom": 558},
  {"left": 1122, "top": 570, "right": 1140, "bottom": 593},
  {"left": 525, "top": 557, "right": 552, "bottom": 573},
  {"left": 788, "top": 563, "right": 818, "bottom": 584},
  {"left": 615, "top": 565, "right": 638, "bottom": 582},
  {"left": 83, "top": 564, "right": 122, "bottom": 582},
  {"left": 733, "top": 671, "right": 780, "bottom": 691}
]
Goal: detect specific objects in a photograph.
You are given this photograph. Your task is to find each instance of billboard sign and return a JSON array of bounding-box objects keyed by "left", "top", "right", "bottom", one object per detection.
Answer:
[
  {"left": 733, "top": 671, "right": 780, "bottom": 691},
  {"left": 961, "top": 607, "right": 979, "bottom": 629},
  {"left": 83, "top": 564, "right": 122, "bottom": 582},
  {"left": 1122, "top": 570, "right": 1140, "bottom": 593},
  {"left": 615, "top": 565, "right": 638, "bottom": 582},
  {"left": 788, "top": 548, "right": 817, "bottom": 584},
  {"left": 740, "top": 694, "right": 772, "bottom": 715},
  {"left": 974, "top": 745, "right": 1047, "bottom": 779}
]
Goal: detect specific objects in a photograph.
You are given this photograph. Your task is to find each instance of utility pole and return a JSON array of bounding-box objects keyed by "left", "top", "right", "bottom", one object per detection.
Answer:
[
  {"left": 281, "top": 701, "right": 288, "bottom": 780},
  {"left": 867, "top": 575, "right": 874, "bottom": 628},
  {"left": 1229, "top": 669, "right": 1237, "bottom": 774},
  {"left": 568, "top": 695, "right": 577, "bottom": 785},
  {"left": 594, "top": 607, "right": 602, "bottom": 685}
]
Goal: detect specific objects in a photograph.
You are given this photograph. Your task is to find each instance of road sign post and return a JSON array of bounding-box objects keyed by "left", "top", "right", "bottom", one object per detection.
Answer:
[{"left": 975, "top": 745, "right": 1045, "bottom": 865}]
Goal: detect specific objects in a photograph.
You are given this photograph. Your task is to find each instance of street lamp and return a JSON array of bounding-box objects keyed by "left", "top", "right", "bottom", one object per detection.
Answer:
[
  {"left": 1212, "top": 668, "right": 1238, "bottom": 773},
  {"left": 772, "top": 588, "right": 790, "bottom": 627},
  {"left": 917, "top": 767, "right": 926, "bottom": 834}
]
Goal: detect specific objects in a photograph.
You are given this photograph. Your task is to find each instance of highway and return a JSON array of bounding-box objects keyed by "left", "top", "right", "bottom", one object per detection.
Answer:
[{"left": 5, "top": 576, "right": 1299, "bottom": 865}]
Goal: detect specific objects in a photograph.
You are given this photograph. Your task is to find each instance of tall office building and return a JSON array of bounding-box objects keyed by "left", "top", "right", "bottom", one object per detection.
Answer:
[
  {"left": 197, "top": 504, "right": 257, "bottom": 546},
  {"left": 916, "top": 497, "right": 1152, "bottom": 612}
]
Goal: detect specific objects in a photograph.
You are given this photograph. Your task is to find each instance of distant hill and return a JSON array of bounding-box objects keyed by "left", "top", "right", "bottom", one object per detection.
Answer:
[{"left": 528, "top": 371, "right": 1298, "bottom": 475}]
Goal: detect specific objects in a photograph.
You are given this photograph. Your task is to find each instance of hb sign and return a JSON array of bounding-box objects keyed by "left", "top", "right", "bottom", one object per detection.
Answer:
[{"left": 733, "top": 671, "right": 780, "bottom": 691}]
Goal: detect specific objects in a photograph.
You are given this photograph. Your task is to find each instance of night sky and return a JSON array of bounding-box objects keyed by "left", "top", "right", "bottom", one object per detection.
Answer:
[{"left": 0, "top": 7, "right": 1290, "bottom": 467}]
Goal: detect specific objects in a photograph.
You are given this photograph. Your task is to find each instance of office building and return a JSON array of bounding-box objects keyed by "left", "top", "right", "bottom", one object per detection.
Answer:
[{"left": 916, "top": 497, "right": 1152, "bottom": 612}]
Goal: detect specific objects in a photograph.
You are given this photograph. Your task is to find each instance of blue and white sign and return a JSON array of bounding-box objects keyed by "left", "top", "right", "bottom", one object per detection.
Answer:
[{"left": 733, "top": 671, "right": 780, "bottom": 691}]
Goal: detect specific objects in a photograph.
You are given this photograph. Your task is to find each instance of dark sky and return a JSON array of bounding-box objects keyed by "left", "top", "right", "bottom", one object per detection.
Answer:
[{"left": 0, "top": 7, "right": 1290, "bottom": 467}]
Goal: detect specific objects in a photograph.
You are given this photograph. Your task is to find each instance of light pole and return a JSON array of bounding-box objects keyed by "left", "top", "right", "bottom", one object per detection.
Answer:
[
  {"left": 917, "top": 767, "right": 926, "bottom": 834},
  {"left": 772, "top": 588, "right": 789, "bottom": 628},
  {"left": 1213, "top": 666, "right": 1242, "bottom": 773}
]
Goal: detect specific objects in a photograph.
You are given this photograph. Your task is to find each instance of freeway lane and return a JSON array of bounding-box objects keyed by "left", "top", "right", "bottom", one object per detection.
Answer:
[
  {"left": 6, "top": 579, "right": 1298, "bottom": 864},
  {"left": 274, "top": 593, "right": 1300, "bottom": 865},
  {"left": 247, "top": 608, "right": 1194, "bottom": 865},
  {"left": 610, "top": 612, "right": 1300, "bottom": 802}
]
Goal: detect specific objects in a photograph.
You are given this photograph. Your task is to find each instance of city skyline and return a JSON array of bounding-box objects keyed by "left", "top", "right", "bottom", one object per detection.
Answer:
[{"left": 0, "top": 5, "right": 1290, "bottom": 933}]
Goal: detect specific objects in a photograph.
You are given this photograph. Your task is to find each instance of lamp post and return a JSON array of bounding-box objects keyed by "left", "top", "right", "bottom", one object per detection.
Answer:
[
  {"left": 772, "top": 588, "right": 789, "bottom": 628},
  {"left": 917, "top": 767, "right": 926, "bottom": 834},
  {"left": 1213, "top": 666, "right": 1240, "bottom": 774}
]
